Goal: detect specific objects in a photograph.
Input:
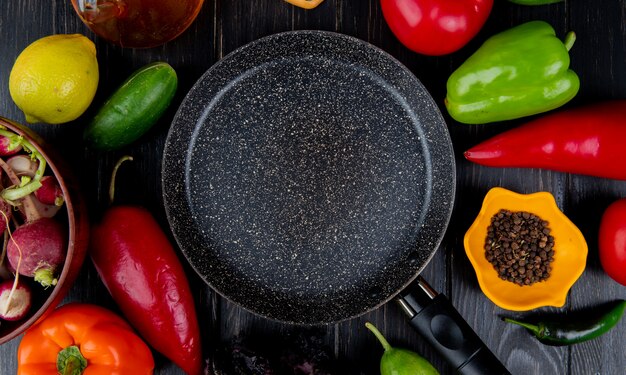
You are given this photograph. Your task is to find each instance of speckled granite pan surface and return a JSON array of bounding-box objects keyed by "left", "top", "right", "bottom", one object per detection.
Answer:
[{"left": 162, "top": 31, "right": 455, "bottom": 324}]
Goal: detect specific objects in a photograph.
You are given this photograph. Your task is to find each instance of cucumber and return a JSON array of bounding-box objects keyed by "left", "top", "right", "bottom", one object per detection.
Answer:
[{"left": 84, "top": 62, "right": 177, "bottom": 150}]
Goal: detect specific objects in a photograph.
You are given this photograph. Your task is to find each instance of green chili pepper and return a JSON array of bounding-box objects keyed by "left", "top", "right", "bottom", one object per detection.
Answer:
[
  {"left": 508, "top": 0, "right": 563, "bottom": 5},
  {"left": 365, "top": 322, "right": 439, "bottom": 375},
  {"left": 445, "top": 21, "right": 579, "bottom": 124},
  {"left": 504, "top": 300, "right": 626, "bottom": 346}
]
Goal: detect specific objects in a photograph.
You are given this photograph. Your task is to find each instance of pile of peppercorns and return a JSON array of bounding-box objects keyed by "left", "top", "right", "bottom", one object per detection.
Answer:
[{"left": 484, "top": 209, "right": 555, "bottom": 286}]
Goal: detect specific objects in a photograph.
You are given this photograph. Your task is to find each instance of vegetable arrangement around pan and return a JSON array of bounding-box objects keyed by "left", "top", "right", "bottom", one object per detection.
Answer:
[{"left": 1, "top": 0, "right": 625, "bottom": 373}]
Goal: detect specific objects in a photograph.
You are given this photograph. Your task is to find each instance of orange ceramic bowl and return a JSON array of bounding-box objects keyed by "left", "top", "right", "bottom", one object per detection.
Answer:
[
  {"left": 464, "top": 187, "right": 587, "bottom": 311},
  {"left": 0, "top": 117, "right": 89, "bottom": 344}
]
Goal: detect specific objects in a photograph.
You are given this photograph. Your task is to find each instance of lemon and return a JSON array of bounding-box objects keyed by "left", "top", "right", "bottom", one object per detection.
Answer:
[{"left": 9, "top": 34, "right": 99, "bottom": 124}]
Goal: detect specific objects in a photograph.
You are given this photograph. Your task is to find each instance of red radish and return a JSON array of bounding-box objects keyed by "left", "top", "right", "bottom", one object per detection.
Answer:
[
  {"left": 0, "top": 279, "right": 32, "bottom": 321},
  {"left": 7, "top": 155, "right": 38, "bottom": 177},
  {"left": 30, "top": 194, "right": 63, "bottom": 219},
  {"left": 34, "top": 175, "right": 64, "bottom": 206},
  {"left": 7, "top": 218, "right": 66, "bottom": 288},
  {"left": 0, "top": 135, "right": 22, "bottom": 156}
]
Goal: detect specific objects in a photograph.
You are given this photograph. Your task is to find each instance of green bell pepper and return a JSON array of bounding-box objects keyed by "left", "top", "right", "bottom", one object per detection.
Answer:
[{"left": 445, "top": 21, "right": 579, "bottom": 124}]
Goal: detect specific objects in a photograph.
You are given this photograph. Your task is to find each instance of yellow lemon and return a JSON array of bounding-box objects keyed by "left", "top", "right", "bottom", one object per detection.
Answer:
[{"left": 9, "top": 34, "right": 99, "bottom": 124}]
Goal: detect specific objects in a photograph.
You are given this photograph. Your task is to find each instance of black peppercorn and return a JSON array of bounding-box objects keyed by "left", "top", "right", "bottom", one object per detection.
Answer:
[{"left": 484, "top": 209, "right": 555, "bottom": 286}]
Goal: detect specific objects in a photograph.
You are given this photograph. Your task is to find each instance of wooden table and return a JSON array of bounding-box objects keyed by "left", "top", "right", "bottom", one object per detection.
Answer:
[{"left": 1, "top": 1, "right": 625, "bottom": 374}]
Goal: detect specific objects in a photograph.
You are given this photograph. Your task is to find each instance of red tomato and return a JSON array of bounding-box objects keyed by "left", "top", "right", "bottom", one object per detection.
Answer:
[
  {"left": 599, "top": 198, "right": 626, "bottom": 286},
  {"left": 380, "top": 0, "right": 493, "bottom": 56}
]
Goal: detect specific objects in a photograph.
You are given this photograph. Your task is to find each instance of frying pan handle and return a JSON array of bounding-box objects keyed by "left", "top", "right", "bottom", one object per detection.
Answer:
[{"left": 397, "top": 277, "right": 511, "bottom": 375}]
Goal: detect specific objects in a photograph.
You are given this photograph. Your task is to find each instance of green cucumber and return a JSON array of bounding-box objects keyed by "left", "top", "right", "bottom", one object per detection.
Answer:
[{"left": 84, "top": 62, "right": 177, "bottom": 150}]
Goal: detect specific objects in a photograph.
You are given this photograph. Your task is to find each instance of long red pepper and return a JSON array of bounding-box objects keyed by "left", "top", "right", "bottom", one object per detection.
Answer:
[
  {"left": 464, "top": 101, "right": 626, "bottom": 180},
  {"left": 90, "top": 157, "right": 203, "bottom": 375}
]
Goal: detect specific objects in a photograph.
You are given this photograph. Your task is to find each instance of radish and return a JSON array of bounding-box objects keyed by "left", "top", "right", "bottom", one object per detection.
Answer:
[
  {"left": 7, "top": 155, "right": 38, "bottom": 177},
  {"left": 7, "top": 218, "right": 66, "bottom": 288},
  {"left": 0, "top": 279, "right": 32, "bottom": 321},
  {"left": 0, "top": 135, "right": 22, "bottom": 156},
  {"left": 0, "top": 158, "right": 45, "bottom": 223},
  {"left": 34, "top": 175, "right": 64, "bottom": 206},
  {"left": 30, "top": 194, "right": 63, "bottom": 219}
]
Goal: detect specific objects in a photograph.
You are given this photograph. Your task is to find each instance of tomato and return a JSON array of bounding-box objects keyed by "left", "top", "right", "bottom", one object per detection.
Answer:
[
  {"left": 380, "top": 0, "right": 493, "bottom": 56},
  {"left": 598, "top": 198, "right": 626, "bottom": 286}
]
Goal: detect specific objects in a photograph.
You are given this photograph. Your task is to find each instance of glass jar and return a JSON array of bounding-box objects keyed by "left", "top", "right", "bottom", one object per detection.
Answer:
[{"left": 71, "top": 0, "right": 204, "bottom": 48}]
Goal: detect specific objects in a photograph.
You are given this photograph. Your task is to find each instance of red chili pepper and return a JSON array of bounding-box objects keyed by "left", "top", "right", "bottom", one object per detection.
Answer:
[
  {"left": 464, "top": 101, "right": 626, "bottom": 180},
  {"left": 90, "top": 157, "right": 203, "bottom": 375}
]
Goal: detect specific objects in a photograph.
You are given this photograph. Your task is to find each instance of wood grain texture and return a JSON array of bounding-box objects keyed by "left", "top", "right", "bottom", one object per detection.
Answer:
[{"left": 1, "top": 1, "right": 626, "bottom": 374}]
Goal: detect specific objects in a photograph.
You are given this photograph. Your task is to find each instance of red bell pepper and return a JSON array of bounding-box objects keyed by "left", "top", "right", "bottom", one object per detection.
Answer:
[
  {"left": 90, "top": 157, "right": 203, "bottom": 375},
  {"left": 464, "top": 101, "right": 626, "bottom": 180},
  {"left": 381, "top": 0, "right": 493, "bottom": 56}
]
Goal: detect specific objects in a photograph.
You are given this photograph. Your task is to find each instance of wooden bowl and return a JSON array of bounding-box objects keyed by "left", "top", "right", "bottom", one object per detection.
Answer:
[{"left": 0, "top": 117, "right": 89, "bottom": 344}]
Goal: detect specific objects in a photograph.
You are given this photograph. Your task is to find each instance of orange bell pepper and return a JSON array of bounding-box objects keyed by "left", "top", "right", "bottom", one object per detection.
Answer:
[{"left": 17, "top": 303, "right": 154, "bottom": 375}]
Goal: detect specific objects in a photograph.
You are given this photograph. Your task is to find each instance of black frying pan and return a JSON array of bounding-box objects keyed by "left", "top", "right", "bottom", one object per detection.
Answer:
[{"left": 162, "top": 31, "right": 509, "bottom": 374}]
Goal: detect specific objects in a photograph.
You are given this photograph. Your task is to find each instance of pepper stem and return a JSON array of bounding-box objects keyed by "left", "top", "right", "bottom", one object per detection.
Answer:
[
  {"left": 109, "top": 156, "right": 133, "bottom": 205},
  {"left": 564, "top": 31, "right": 576, "bottom": 51},
  {"left": 365, "top": 322, "right": 392, "bottom": 352},
  {"left": 57, "top": 345, "right": 87, "bottom": 375},
  {"left": 503, "top": 317, "right": 541, "bottom": 336}
]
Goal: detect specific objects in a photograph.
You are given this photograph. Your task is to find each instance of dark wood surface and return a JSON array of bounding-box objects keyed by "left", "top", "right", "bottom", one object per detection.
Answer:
[{"left": 1, "top": 1, "right": 625, "bottom": 374}]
